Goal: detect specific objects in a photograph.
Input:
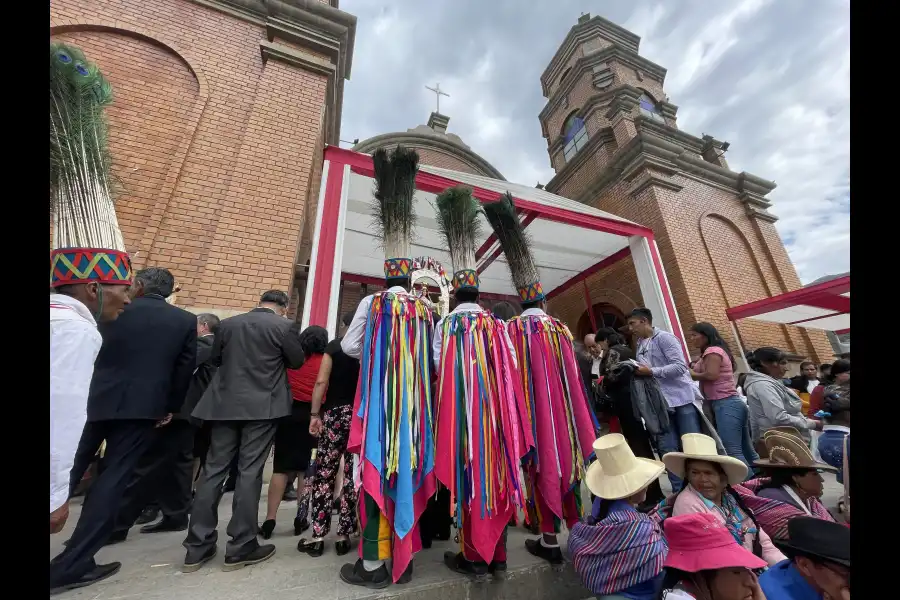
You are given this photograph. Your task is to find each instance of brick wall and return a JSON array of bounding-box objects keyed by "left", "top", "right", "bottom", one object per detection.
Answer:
[{"left": 51, "top": 0, "right": 330, "bottom": 316}]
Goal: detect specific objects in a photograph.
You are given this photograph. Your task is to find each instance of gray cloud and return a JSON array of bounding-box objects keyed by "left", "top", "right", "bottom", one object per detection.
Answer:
[{"left": 339, "top": 0, "right": 849, "bottom": 283}]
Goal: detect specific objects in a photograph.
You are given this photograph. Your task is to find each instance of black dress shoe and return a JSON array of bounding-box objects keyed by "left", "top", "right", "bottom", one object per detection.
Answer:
[
  {"left": 339, "top": 559, "right": 390, "bottom": 589},
  {"left": 182, "top": 546, "right": 217, "bottom": 573},
  {"left": 140, "top": 518, "right": 188, "bottom": 534},
  {"left": 103, "top": 530, "right": 128, "bottom": 546},
  {"left": 297, "top": 538, "right": 324, "bottom": 557},
  {"left": 135, "top": 506, "right": 160, "bottom": 525},
  {"left": 293, "top": 517, "right": 310, "bottom": 536},
  {"left": 222, "top": 478, "right": 236, "bottom": 493},
  {"left": 443, "top": 551, "right": 489, "bottom": 582},
  {"left": 223, "top": 544, "right": 276, "bottom": 571},
  {"left": 396, "top": 560, "right": 414, "bottom": 584},
  {"left": 524, "top": 538, "right": 564, "bottom": 565},
  {"left": 488, "top": 560, "right": 508, "bottom": 578},
  {"left": 50, "top": 562, "right": 122, "bottom": 596},
  {"left": 335, "top": 539, "right": 352, "bottom": 556},
  {"left": 258, "top": 519, "right": 276, "bottom": 539}
]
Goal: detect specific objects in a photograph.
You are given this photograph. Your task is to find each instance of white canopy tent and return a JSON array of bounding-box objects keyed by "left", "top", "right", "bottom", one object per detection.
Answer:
[{"left": 300, "top": 146, "right": 689, "bottom": 356}]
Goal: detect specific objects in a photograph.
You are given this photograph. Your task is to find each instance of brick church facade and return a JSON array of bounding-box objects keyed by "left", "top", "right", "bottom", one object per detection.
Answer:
[
  {"left": 50, "top": 0, "right": 354, "bottom": 318},
  {"left": 49, "top": 2, "right": 834, "bottom": 364}
]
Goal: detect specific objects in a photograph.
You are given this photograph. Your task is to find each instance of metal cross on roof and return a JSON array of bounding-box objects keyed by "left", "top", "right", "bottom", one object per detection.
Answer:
[{"left": 425, "top": 83, "right": 450, "bottom": 114}]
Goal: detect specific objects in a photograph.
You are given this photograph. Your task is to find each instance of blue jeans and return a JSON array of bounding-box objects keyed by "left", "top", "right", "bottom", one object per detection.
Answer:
[
  {"left": 656, "top": 404, "right": 702, "bottom": 491},
  {"left": 711, "top": 396, "right": 758, "bottom": 474}
]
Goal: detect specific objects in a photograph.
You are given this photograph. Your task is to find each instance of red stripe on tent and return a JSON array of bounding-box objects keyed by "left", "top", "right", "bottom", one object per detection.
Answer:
[
  {"left": 725, "top": 275, "right": 850, "bottom": 322},
  {"left": 324, "top": 145, "right": 653, "bottom": 238},
  {"left": 546, "top": 247, "right": 631, "bottom": 299}
]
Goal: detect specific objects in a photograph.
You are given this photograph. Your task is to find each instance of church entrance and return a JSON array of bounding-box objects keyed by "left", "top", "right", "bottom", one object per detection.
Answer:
[{"left": 576, "top": 302, "right": 631, "bottom": 346}]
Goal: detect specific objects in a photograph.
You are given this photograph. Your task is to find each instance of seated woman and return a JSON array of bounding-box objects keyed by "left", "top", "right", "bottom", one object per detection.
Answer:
[
  {"left": 568, "top": 434, "right": 667, "bottom": 600},
  {"left": 259, "top": 325, "right": 328, "bottom": 539},
  {"left": 656, "top": 512, "right": 767, "bottom": 600},
  {"left": 740, "top": 431, "right": 836, "bottom": 543},
  {"left": 660, "top": 433, "right": 785, "bottom": 566},
  {"left": 742, "top": 347, "right": 821, "bottom": 453}
]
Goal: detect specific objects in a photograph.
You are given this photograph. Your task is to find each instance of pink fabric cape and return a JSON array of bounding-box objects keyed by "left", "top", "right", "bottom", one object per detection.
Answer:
[
  {"left": 434, "top": 310, "right": 534, "bottom": 563},
  {"left": 507, "top": 314, "right": 597, "bottom": 521}
]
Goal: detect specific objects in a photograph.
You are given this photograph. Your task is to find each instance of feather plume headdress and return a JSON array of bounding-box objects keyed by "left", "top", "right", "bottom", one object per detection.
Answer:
[
  {"left": 372, "top": 146, "right": 420, "bottom": 280},
  {"left": 482, "top": 192, "right": 544, "bottom": 303},
  {"left": 50, "top": 43, "right": 131, "bottom": 288},
  {"left": 434, "top": 186, "right": 481, "bottom": 292}
]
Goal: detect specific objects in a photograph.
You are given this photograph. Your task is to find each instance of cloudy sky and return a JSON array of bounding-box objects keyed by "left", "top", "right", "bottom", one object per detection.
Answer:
[{"left": 339, "top": 0, "right": 849, "bottom": 284}]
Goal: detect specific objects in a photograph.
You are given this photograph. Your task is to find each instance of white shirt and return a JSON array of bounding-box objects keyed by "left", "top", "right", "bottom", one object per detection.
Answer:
[
  {"left": 341, "top": 286, "right": 408, "bottom": 359},
  {"left": 432, "top": 303, "right": 517, "bottom": 370},
  {"left": 50, "top": 294, "right": 103, "bottom": 513}
]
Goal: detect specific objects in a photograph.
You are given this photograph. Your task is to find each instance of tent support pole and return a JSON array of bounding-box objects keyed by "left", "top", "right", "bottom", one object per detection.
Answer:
[{"left": 729, "top": 320, "right": 752, "bottom": 373}]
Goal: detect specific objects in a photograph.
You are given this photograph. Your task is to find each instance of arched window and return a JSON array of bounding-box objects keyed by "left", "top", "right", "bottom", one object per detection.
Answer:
[
  {"left": 562, "top": 112, "right": 589, "bottom": 162},
  {"left": 639, "top": 93, "right": 666, "bottom": 123}
]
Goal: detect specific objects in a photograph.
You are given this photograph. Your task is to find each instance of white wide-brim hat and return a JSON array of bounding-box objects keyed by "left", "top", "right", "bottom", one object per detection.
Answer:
[
  {"left": 662, "top": 433, "right": 748, "bottom": 486},
  {"left": 585, "top": 433, "right": 666, "bottom": 500}
]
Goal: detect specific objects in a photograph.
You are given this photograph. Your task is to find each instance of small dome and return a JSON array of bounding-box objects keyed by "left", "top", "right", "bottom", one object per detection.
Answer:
[{"left": 353, "top": 112, "right": 505, "bottom": 180}]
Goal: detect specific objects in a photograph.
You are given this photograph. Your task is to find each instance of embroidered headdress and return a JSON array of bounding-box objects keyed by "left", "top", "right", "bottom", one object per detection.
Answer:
[
  {"left": 482, "top": 192, "right": 543, "bottom": 303},
  {"left": 434, "top": 185, "right": 481, "bottom": 293},
  {"left": 50, "top": 42, "right": 131, "bottom": 288},
  {"left": 372, "top": 146, "right": 419, "bottom": 282}
]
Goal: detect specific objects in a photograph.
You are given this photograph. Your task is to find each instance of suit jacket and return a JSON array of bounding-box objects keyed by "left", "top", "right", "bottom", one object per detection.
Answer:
[
  {"left": 191, "top": 308, "right": 305, "bottom": 421},
  {"left": 179, "top": 333, "right": 217, "bottom": 422},
  {"left": 88, "top": 294, "right": 198, "bottom": 422}
]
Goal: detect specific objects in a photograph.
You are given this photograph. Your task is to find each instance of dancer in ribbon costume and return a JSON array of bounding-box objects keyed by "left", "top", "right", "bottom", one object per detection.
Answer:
[
  {"left": 430, "top": 186, "right": 533, "bottom": 581},
  {"left": 49, "top": 43, "right": 135, "bottom": 594},
  {"left": 339, "top": 146, "right": 437, "bottom": 589},
  {"left": 482, "top": 193, "right": 599, "bottom": 567}
]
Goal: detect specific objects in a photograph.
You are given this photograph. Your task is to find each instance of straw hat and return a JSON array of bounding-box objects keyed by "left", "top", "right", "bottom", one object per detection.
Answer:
[
  {"left": 662, "top": 434, "right": 748, "bottom": 486},
  {"left": 763, "top": 426, "right": 803, "bottom": 440},
  {"left": 585, "top": 434, "right": 665, "bottom": 500},
  {"left": 753, "top": 432, "right": 838, "bottom": 472}
]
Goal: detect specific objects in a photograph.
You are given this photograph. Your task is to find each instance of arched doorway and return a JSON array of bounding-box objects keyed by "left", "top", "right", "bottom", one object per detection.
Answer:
[{"left": 576, "top": 302, "right": 631, "bottom": 345}]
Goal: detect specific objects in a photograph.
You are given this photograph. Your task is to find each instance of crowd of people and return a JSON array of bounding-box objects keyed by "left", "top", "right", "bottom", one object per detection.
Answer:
[{"left": 50, "top": 146, "right": 850, "bottom": 600}]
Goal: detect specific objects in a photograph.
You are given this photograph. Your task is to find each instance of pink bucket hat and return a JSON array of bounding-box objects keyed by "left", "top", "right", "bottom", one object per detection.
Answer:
[{"left": 663, "top": 513, "right": 767, "bottom": 572}]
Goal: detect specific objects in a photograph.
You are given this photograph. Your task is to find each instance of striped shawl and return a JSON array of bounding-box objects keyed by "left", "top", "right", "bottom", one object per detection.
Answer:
[{"left": 568, "top": 508, "right": 667, "bottom": 595}]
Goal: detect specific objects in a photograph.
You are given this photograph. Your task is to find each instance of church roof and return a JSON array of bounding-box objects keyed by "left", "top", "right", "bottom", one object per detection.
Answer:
[{"left": 352, "top": 112, "right": 506, "bottom": 180}]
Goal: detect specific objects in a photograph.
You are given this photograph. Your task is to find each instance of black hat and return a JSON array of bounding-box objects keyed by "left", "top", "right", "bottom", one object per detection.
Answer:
[{"left": 775, "top": 517, "right": 850, "bottom": 567}]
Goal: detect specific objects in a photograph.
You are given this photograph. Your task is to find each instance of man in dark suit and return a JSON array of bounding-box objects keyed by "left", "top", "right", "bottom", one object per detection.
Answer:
[
  {"left": 50, "top": 267, "right": 197, "bottom": 594},
  {"left": 111, "top": 312, "right": 223, "bottom": 537},
  {"left": 188, "top": 313, "right": 220, "bottom": 482},
  {"left": 183, "top": 290, "right": 305, "bottom": 573}
]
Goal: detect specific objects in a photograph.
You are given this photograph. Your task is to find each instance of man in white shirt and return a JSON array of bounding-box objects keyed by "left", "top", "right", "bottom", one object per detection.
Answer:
[{"left": 49, "top": 248, "right": 132, "bottom": 586}]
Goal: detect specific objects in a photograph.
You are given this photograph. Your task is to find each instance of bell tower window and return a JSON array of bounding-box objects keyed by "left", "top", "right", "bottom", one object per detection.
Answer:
[
  {"left": 562, "top": 113, "right": 589, "bottom": 162},
  {"left": 639, "top": 93, "right": 666, "bottom": 123}
]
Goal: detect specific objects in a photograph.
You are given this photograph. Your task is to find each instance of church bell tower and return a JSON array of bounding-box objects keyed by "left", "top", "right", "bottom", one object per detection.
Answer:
[{"left": 541, "top": 13, "right": 834, "bottom": 365}]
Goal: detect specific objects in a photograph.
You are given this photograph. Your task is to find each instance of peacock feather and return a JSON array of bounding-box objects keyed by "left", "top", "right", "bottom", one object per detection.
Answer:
[
  {"left": 372, "top": 145, "right": 419, "bottom": 259},
  {"left": 50, "top": 42, "right": 125, "bottom": 252},
  {"left": 482, "top": 192, "right": 539, "bottom": 290},
  {"left": 434, "top": 185, "right": 481, "bottom": 273}
]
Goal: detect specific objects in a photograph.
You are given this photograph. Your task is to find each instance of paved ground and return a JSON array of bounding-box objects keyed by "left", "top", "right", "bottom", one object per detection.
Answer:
[{"left": 50, "top": 473, "right": 845, "bottom": 600}]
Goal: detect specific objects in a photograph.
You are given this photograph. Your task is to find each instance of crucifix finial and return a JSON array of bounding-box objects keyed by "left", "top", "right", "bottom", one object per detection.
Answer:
[{"left": 425, "top": 83, "right": 450, "bottom": 114}]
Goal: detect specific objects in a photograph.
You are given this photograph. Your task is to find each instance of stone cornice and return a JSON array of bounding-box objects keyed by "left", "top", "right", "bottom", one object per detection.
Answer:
[
  {"left": 260, "top": 40, "right": 335, "bottom": 76},
  {"left": 604, "top": 86, "right": 642, "bottom": 119},
  {"left": 189, "top": 0, "right": 356, "bottom": 146},
  {"left": 353, "top": 132, "right": 506, "bottom": 180},
  {"left": 541, "top": 16, "right": 641, "bottom": 94},
  {"left": 546, "top": 118, "right": 778, "bottom": 220},
  {"left": 539, "top": 46, "right": 667, "bottom": 123}
]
